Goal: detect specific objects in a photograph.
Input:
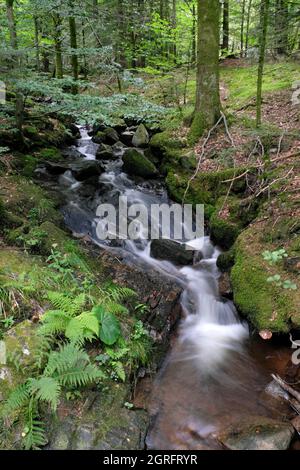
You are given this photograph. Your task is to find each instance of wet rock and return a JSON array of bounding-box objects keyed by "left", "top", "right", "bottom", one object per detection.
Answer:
[
  {"left": 96, "top": 143, "right": 114, "bottom": 160},
  {"left": 70, "top": 161, "right": 103, "bottom": 181},
  {"left": 133, "top": 124, "right": 150, "bottom": 148},
  {"left": 100, "top": 251, "right": 182, "bottom": 339},
  {"left": 92, "top": 131, "right": 106, "bottom": 144},
  {"left": 47, "top": 383, "right": 148, "bottom": 450},
  {"left": 151, "top": 240, "right": 194, "bottom": 266},
  {"left": 291, "top": 416, "right": 300, "bottom": 434},
  {"left": 103, "top": 127, "right": 120, "bottom": 145},
  {"left": 218, "top": 416, "right": 294, "bottom": 450},
  {"left": 120, "top": 131, "right": 135, "bottom": 146},
  {"left": 218, "top": 272, "right": 233, "bottom": 298},
  {"left": 112, "top": 141, "right": 126, "bottom": 155},
  {"left": 44, "top": 161, "right": 70, "bottom": 175},
  {"left": 265, "top": 380, "right": 289, "bottom": 401},
  {"left": 123, "top": 149, "right": 158, "bottom": 178}
]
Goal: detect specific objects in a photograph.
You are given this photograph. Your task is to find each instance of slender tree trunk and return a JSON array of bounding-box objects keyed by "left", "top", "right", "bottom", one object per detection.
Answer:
[
  {"left": 245, "top": 0, "right": 253, "bottom": 55},
  {"left": 171, "top": 0, "right": 177, "bottom": 63},
  {"left": 82, "top": 21, "right": 88, "bottom": 79},
  {"left": 68, "top": 2, "right": 79, "bottom": 92},
  {"left": 222, "top": 0, "right": 229, "bottom": 53},
  {"left": 256, "top": 0, "right": 270, "bottom": 127},
  {"left": 34, "top": 16, "right": 40, "bottom": 72},
  {"left": 52, "top": 14, "right": 64, "bottom": 79},
  {"left": 275, "top": 0, "right": 289, "bottom": 55},
  {"left": 6, "top": 0, "right": 17, "bottom": 50},
  {"left": 190, "top": 0, "right": 221, "bottom": 142},
  {"left": 191, "top": 4, "right": 197, "bottom": 65},
  {"left": 241, "top": 0, "right": 246, "bottom": 57}
]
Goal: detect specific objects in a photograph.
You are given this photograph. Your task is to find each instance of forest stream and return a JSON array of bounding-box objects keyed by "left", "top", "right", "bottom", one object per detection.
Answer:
[{"left": 36, "top": 127, "right": 296, "bottom": 450}]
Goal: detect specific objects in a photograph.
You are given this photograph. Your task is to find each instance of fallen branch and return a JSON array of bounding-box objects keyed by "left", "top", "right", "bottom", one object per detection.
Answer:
[
  {"left": 271, "top": 374, "right": 300, "bottom": 403},
  {"left": 255, "top": 167, "right": 294, "bottom": 198}
]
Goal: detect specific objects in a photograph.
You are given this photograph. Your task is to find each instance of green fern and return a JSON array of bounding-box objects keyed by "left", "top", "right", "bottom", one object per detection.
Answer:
[{"left": 2, "top": 343, "right": 104, "bottom": 449}]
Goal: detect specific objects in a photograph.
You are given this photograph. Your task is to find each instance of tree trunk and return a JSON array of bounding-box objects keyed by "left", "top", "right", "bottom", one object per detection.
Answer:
[
  {"left": 6, "top": 0, "right": 18, "bottom": 65},
  {"left": 189, "top": 0, "right": 221, "bottom": 142},
  {"left": 222, "top": 0, "right": 229, "bottom": 53},
  {"left": 34, "top": 16, "right": 40, "bottom": 72},
  {"left": 256, "top": 0, "right": 270, "bottom": 127},
  {"left": 240, "top": 0, "right": 246, "bottom": 57},
  {"left": 68, "top": 1, "right": 79, "bottom": 92},
  {"left": 52, "top": 13, "right": 64, "bottom": 79},
  {"left": 171, "top": 0, "right": 177, "bottom": 63},
  {"left": 245, "top": 0, "right": 253, "bottom": 55},
  {"left": 275, "top": 0, "right": 289, "bottom": 55},
  {"left": 191, "top": 4, "right": 197, "bottom": 65}
]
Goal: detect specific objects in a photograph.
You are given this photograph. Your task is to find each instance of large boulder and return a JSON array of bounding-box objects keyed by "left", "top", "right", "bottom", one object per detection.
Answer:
[
  {"left": 123, "top": 149, "right": 158, "bottom": 178},
  {"left": 120, "top": 131, "right": 135, "bottom": 146},
  {"left": 96, "top": 143, "right": 114, "bottom": 161},
  {"left": 133, "top": 124, "right": 150, "bottom": 148},
  {"left": 218, "top": 416, "right": 295, "bottom": 450},
  {"left": 47, "top": 383, "right": 148, "bottom": 450},
  {"left": 70, "top": 161, "right": 103, "bottom": 181},
  {"left": 150, "top": 240, "right": 194, "bottom": 266}
]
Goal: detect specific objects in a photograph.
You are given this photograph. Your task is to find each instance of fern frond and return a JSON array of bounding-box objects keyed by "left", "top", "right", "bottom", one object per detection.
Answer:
[
  {"left": 39, "top": 311, "right": 71, "bottom": 336},
  {"left": 47, "top": 292, "right": 86, "bottom": 316},
  {"left": 56, "top": 364, "right": 104, "bottom": 388},
  {"left": 105, "top": 301, "right": 129, "bottom": 315},
  {"left": 1, "top": 382, "right": 30, "bottom": 417},
  {"left": 23, "top": 399, "right": 47, "bottom": 450},
  {"left": 28, "top": 377, "right": 61, "bottom": 411},
  {"left": 102, "top": 285, "right": 137, "bottom": 302}
]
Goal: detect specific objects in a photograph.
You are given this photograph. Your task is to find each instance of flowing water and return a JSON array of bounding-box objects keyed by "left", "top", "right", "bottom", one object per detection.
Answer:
[{"left": 38, "top": 127, "right": 293, "bottom": 450}]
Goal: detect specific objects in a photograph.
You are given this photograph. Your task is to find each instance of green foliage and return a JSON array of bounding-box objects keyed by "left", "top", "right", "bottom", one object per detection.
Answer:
[
  {"left": 262, "top": 249, "right": 288, "bottom": 265},
  {"left": 40, "top": 292, "right": 122, "bottom": 346},
  {"left": 2, "top": 342, "right": 104, "bottom": 449}
]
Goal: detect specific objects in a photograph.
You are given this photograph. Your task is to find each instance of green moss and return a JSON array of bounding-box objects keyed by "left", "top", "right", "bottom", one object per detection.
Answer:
[
  {"left": 33, "top": 222, "right": 71, "bottom": 256},
  {"left": 217, "top": 249, "right": 236, "bottom": 273},
  {"left": 211, "top": 216, "right": 241, "bottom": 249},
  {"left": 38, "top": 147, "right": 63, "bottom": 161},
  {"left": 231, "top": 227, "right": 300, "bottom": 332},
  {"left": 0, "top": 321, "right": 40, "bottom": 403},
  {"left": 166, "top": 167, "right": 249, "bottom": 210},
  {"left": 123, "top": 149, "right": 158, "bottom": 178}
]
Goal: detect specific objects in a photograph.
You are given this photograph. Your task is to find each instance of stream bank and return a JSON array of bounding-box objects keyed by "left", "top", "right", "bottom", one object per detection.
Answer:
[{"left": 0, "top": 113, "right": 299, "bottom": 450}]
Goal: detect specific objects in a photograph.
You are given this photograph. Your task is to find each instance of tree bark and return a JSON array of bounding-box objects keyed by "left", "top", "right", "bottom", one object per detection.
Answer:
[
  {"left": 52, "top": 13, "right": 64, "bottom": 79},
  {"left": 68, "top": 1, "right": 79, "bottom": 92},
  {"left": 256, "top": 0, "right": 270, "bottom": 127},
  {"left": 240, "top": 0, "right": 246, "bottom": 57},
  {"left": 222, "top": 0, "right": 229, "bottom": 53},
  {"left": 245, "top": 0, "right": 253, "bottom": 55},
  {"left": 34, "top": 16, "right": 40, "bottom": 72},
  {"left": 6, "top": 0, "right": 18, "bottom": 53},
  {"left": 275, "top": 0, "right": 289, "bottom": 55},
  {"left": 190, "top": 0, "right": 221, "bottom": 142}
]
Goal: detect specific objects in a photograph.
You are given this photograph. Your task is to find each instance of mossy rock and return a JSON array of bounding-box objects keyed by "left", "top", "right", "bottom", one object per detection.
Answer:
[
  {"left": 0, "top": 321, "right": 40, "bottom": 403},
  {"left": 231, "top": 225, "right": 300, "bottom": 333},
  {"left": 123, "top": 149, "right": 158, "bottom": 178},
  {"left": 217, "top": 249, "right": 236, "bottom": 273},
  {"left": 33, "top": 222, "right": 71, "bottom": 256},
  {"left": 210, "top": 196, "right": 245, "bottom": 249},
  {"left": 0, "top": 176, "right": 63, "bottom": 226},
  {"left": 166, "top": 167, "right": 249, "bottom": 211},
  {"left": 38, "top": 147, "right": 63, "bottom": 162}
]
